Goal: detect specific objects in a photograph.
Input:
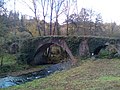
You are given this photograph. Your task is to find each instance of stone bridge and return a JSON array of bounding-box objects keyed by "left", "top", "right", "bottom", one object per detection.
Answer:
[{"left": 18, "top": 36, "right": 120, "bottom": 65}]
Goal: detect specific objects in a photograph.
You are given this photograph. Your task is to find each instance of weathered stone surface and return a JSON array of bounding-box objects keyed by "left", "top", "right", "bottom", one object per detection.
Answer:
[
  {"left": 9, "top": 43, "right": 19, "bottom": 54},
  {"left": 32, "top": 38, "right": 76, "bottom": 65},
  {"left": 18, "top": 36, "right": 120, "bottom": 65},
  {"left": 79, "top": 39, "right": 90, "bottom": 57}
]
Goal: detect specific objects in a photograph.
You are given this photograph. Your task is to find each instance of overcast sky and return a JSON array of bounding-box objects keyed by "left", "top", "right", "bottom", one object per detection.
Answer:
[
  {"left": 6, "top": 0, "right": 120, "bottom": 25},
  {"left": 79, "top": 0, "right": 120, "bottom": 24}
]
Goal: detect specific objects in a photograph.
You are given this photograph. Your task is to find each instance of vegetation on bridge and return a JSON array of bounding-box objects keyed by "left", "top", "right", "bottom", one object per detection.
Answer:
[{"left": 17, "top": 36, "right": 120, "bottom": 64}]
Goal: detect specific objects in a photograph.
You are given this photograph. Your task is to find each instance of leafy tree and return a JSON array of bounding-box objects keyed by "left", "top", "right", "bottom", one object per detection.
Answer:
[
  {"left": 0, "top": 15, "right": 8, "bottom": 37},
  {"left": 8, "top": 11, "right": 20, "bottom": 32},
  {"left": 0, "top": 1, "right": 9, "bottom": 66},
  {"left": 65, "top": 8, "right": 104, "bottom": 36},
  {"left": 19, "top": 15, "right": 34, "bottom": 37},
  {"left": 65, "top": 13, "right": 79, "bottom": 35}
]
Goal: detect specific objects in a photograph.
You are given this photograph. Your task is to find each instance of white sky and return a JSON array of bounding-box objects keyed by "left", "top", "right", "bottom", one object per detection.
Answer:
[
  {"left": 78, "top": 0, "right": 120, "bottom": 24},
  {"left": 5, "top": 0, "right": 120, "bottom": 25}
]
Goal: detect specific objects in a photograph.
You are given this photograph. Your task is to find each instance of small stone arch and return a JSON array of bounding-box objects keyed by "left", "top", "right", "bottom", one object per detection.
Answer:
[
  {"left": 93, "top": 43, "right": 120, "bottom": 58},
  {"left": 93, "top": 45, "right": 108, "bottom": 55},
  {"left": 30, "top": 39, "right": 76, "bottom": 65},
  {"left": 9, "top": 43, "right": 19, "bottom": 54}
]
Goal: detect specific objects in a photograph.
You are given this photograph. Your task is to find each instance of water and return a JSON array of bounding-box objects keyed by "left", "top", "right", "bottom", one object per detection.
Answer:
[{"left": 0, "top": 61, "right": 72, "bottom": 88}]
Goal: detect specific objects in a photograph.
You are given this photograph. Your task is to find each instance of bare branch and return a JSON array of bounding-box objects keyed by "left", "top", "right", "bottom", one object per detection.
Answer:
[{"left": 21, "top": 0, "right": 34, "bottom": 13}]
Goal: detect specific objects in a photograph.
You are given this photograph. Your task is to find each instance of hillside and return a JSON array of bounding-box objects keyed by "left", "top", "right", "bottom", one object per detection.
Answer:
[{"left": 2, "top": 59, "right": 120, "bottom": 90}]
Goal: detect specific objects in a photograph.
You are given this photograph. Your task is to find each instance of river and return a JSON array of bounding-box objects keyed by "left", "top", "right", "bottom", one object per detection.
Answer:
[{"left": 0, "top": 61, "right": 72, "bottom": 88}]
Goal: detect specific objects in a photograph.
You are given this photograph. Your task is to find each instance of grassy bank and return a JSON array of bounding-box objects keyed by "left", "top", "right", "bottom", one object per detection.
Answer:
[
  {"left": 0, "top": 54, "right": 29, "bottom": 76},
  {"left": 0, "top": 54, "right": 48, "bottom": 76},
  {"left": 2, "top": 59, "right": 120, "bottom": 90}
]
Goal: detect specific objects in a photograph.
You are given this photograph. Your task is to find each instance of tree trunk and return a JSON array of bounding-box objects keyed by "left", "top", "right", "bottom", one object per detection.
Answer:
[
  {"left": 66, "top": 15, "right": 69, "bottom": 35},
  {"left": 56, "top": 16, "right": 60, "bottom": 35},
  {"left": 53, "top": 22, "right": 56, "bottom": 35},
  {"left": 36, "top": 18, "right": 41, "bottom": 36},
  {"left": 53, "top": 16, "right": 59, "bottom": 35},
  {"left": 49, "top": 2, "right": 53, "bottom": 35},
  {"left": 43, "top": 16, "right": 46, "bottom": 36},
  {"left": 0, "top": 56, "right": 3, "bottom": 66}
]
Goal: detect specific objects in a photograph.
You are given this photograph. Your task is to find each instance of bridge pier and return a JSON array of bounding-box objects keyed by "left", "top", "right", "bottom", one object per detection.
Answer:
[{"left": 79, "top": 39, "right": 90, "bottom": 57}]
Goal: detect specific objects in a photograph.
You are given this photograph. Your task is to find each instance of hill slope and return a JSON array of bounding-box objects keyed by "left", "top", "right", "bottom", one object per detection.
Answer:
[{"left": 2, "top": 59, "right": 120, "bottom": 90}]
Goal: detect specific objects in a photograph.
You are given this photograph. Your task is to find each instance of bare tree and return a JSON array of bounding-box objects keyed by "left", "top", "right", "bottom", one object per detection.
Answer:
[
  {"left": 79, "top": 8, "right": 89, "bottom": 36},
  {"left": 64, "top": 0, "right": 78, "bottom": 35},
  {"left": 64, "top": 0, "right": 70, "bottom": 35},
  {"left": 66, "top": 8, "right": 98, "bottom": 36},
  {"left": 87, "top": 9, "right": 95, "bottom": 35},
  {"left": 95, "top": 13, "right": 103, "bottom": 36},
  {"left": 40, "top": 0, "right": 49, "bottom": 36},
  {"left": 110, "top": 22, "right": 116, "bottom": 37},
  {"left": 0, "top": 0, "right": 4, "bottom": 15},
  {"left": 0, "top": 0, "right": 9, "bottom": 15},
  {"left": 53, "top": 0, "right": 65, "bottom": 35},
  {"left": 21, "top": 0, "right": 41, "bottom": 36},
  {"left": 33, "top": 0, "right": 41, "bottom": 35},
  {"left": 49, "top": 0, "right": 54, "bottom": 35}
]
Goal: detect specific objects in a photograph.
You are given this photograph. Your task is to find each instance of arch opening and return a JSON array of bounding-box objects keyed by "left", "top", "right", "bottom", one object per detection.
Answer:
[
  {"left": 93, "top": 45, "right": 108, "bottom": 55},
  {"left": 93, "top": 44, "right": 118, "bottom": 58},
  {"left": 31, "top": 43, "right": 70, "bottom": 65}
]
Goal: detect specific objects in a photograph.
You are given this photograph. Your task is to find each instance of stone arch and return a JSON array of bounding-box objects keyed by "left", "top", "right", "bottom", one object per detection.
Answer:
[
  {"left": 115, "top": 44, "right": 120, "bottom": 55},
  {"left": 93, "top": 45, "right": 108, "bottom": 55},
  {"left": 93, "top": 44, "right": 120, "bottom": 58},
  {"left": 9, "top": 43, "right": 19, "bottom": 54},
  {"left": 30, "top": 39, "right": 76, "bottom": 65}
]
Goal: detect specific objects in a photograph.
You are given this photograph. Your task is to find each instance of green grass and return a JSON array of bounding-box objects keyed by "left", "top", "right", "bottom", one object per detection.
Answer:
[
  {"left": 0, "top": 54, "right": 29, "bottom": 74},
  {"left": 98, "top": 76, "right": 120, "bottom": 82},
  {"left": 1, "top": 59, "right": 120, "bottom": 90},
  {"left": 0, "top": 54, "right": 52, "bottom": 76},
  {"left": 0, "top": 54, "right": 16, "bottom": 65}
]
